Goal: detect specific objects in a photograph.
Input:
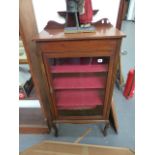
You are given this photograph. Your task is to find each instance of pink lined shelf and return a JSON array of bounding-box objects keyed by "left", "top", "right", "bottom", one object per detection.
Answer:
[
  {"left": 53, "top": 76, "right": 106, "bottom": 90},
  {"left": 50, "top": 64, "right": 108, "bottom": 73},
  {"left": 56, "top": 90, "right": 103, "bottom": 110}
]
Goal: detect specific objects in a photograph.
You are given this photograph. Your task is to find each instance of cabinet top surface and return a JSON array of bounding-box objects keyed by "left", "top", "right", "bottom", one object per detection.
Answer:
[{"left": 34, "top": 22, "right": 125, "bottom": 42}]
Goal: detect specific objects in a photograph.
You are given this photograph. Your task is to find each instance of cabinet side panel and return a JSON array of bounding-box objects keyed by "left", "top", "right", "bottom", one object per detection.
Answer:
[{"left": 103, "top": 39, "right": 122, "bottom": 119}]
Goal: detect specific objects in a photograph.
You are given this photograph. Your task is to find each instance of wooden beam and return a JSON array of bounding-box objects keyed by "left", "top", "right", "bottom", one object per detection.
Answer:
[
  {"left": 53, "top": 120, "right": 109, "bottom": 124},
  {"left": 116, "top": 0, "right": 125, "bottom": 29},
  {"left": 19, "top": 0, "right": 53, "bottom": 129},
  {"left": 20, "top": 140, "right": 135, "bottom": 155},
  {"left": 19, "top": 125, "right": 49, "bottom": 134}
]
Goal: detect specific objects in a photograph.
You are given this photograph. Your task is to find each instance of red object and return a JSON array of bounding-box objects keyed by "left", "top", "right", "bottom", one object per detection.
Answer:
[
  {"left": 56, "top": 90, "right": 103, "bottom": 110},
  {"left": 51, "top": 64, "right": 108, "bottom": 73},
  {"left": 79, "top": 0, "right": 93, "bottom": 24},
  {"left": 53, "top": 76, "right": 106, "bottom": 90},
  {"left": 123, "top": 69, "right": 135, "bottom": 99},
  {"left": 19, "top": 92, "right": 25, "bottom": 100}
]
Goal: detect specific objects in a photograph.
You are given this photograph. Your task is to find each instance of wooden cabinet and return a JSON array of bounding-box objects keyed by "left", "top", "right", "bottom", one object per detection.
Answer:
[{"left": 34, "top": 21, "right": 125, "bottom": 136}]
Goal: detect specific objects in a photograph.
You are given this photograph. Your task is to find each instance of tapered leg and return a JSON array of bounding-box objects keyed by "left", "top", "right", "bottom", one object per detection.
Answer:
[
  {"left": 103, "top": 122, "right": 110, "bottom": 136},
  {"left": 52, "top": 123, "right": 58, "bottom": 137}
]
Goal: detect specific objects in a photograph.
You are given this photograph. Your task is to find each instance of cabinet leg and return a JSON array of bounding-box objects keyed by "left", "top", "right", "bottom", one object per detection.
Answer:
[
  {"left": 103, "top": 122, "right": 110, "bottom": 136},
  {"left": 52, "top": 123, "right": 58, "bottom": 137}
]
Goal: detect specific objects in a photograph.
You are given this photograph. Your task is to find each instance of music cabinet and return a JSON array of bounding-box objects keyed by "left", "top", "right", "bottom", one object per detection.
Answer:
[{"left": 34, "top": 20, "right": 125, "bottom": 136}]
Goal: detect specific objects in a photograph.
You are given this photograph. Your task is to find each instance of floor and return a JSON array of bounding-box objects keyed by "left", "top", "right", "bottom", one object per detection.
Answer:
[{"left": 19, "top": 20, "right": 135, "bottom": 152}]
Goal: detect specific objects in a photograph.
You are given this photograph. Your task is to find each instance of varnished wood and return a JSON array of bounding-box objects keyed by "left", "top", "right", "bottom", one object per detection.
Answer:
[
  {"left": 43, "top": 55, "right": 58, "bottom": 119},
  {"left": 105, "top": 40, "right": 122, "bottom": 119},
  {"left": 44, "top": 18, "right": 111, "bottom": 30},
  {"left": 19, "top": 125, "right": 49, "bottom": 134},
  {"left": 38, "top": 40, "right": 116, "bottom": 53},
  {"left": 20, "top": 140, "right": 134, "bottom": 155},
  {"left": 41, "top": 49, "right": 113, "bottom": 60},
  {"left": 116, "top": 0, "right": 125, "bottom": 29},
  {"left": 53, "top": 120, "right": 109, "bottom": 124},
  {"left": 19, "top": 0, "right": 126, "bottom": 135},
  {"left": 33, "top": 24, "right": 125, "bottom": 42},
  {"left": 44, "top": 20, "right": 65, "bottom": 30},
  {"left": 103, "top": 54, "right": 115, "bottom": 120},
  {"left": 19, "top": 0, "right": 53, "bottom": 131},
  {"left": 34, "top": 20, "right": 125, "bottom": 135}
]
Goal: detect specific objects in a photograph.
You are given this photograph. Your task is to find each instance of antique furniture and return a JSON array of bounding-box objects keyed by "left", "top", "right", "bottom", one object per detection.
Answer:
[
  {"left": 19, "top": 0, "right": 126, "bottom": 134},
  {"left": 34, "top": 19, "right": 125, "bottom": 136},
  {"left": 20, "top": 140, "right": 134, "bottom": 155}
]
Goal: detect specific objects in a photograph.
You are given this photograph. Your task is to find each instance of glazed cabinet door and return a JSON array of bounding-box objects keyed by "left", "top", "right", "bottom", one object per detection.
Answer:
[{"left": 43, "top": 53, "right": 113, "bottom": 120}]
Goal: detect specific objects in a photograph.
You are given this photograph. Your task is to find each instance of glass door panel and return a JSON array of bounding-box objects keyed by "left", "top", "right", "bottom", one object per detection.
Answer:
[{"left": 47, "top": 56, "right": 110, "bottom": 117}]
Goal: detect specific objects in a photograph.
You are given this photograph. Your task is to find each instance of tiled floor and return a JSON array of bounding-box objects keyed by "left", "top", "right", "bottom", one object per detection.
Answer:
[{"left": 19, "top": 20, "right": 135, "bottom": 152}]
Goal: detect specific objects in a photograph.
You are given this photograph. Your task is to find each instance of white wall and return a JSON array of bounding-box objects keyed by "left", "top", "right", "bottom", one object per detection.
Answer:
[
  {"left": 92, "top": 0, "right": 120, "bottom": 27},
  {"left": 33, "top": 0, "right": 120, "bottom": 32},
  {"left": 127, "top": 0, "right": 135, "bottom": 20}
]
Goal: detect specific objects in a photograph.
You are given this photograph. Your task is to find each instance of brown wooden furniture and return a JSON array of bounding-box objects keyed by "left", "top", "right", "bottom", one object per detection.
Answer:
[
  {"left": 33, "top": 19, "right": 125, "bottom": 136},
  {"left": 19, "top": 0, "right": 126, "bottom": 134},
  {"left": 20, "top": 140, "right": 134, "bottom": 155},
  {"left": 19, "top": 38, "right": 49, "bottom": 133},
  {"left": 19, "top": 0, "right": 53, "bottom": 133}
]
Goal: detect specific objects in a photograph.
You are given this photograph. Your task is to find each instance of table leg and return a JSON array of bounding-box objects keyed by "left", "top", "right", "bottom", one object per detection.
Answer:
[{"left": 52, "top": 123, "right": 58, "bottom": 137}]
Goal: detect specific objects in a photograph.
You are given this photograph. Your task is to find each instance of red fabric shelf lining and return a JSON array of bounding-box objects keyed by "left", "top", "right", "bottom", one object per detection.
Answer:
[
  {"left": 50, "top": 64, "right": 108, "bottom": 73},
  {"left": 56, "top": 90, "right": 103, "bottom": 110},
  {"left": 53, "top": 76, "right": 106, "bottom": 89}
]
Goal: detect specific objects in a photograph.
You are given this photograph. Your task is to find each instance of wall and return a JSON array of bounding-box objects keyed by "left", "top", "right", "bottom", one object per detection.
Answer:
[{"left": 32, "top": 0, "right": 120, "bottom": 32}]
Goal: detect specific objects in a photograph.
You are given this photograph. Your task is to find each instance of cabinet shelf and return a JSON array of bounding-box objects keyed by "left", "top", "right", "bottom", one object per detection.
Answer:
[
  {"left": 56, "top": 90, "right": 103, "bottom": 110},
  {"left": 50, "top": 64, "right": 108, "bottom": 74},
  {"left": 53, "top": 76, "right": 106, "bottom": 90}
]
